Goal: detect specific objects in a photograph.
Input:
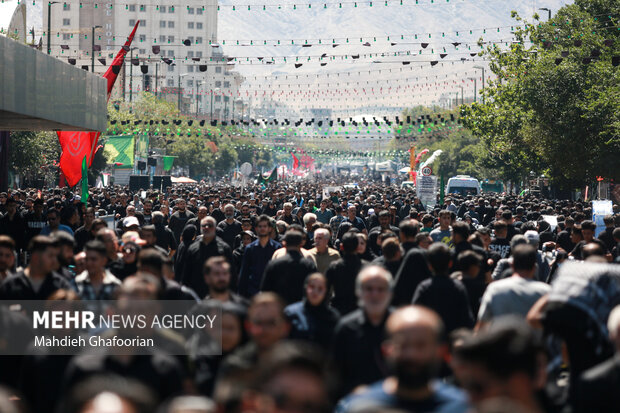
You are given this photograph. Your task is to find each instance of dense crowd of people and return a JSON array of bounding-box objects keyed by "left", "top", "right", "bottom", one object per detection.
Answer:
[{"left": 0, "top": 179, "right": 619, "bottom": 413}]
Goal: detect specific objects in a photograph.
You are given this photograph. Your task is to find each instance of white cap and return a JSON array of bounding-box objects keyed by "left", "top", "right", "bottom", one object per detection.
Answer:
[
  {"left": 524, "top": 230, "right": 540, "bottom": 246},
  {"left": 122, "top": 216, "right": 140, "bottom": 228}
]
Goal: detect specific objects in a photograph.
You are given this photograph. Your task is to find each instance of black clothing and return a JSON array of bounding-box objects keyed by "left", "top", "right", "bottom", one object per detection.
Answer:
[
  {"left": 412, "top": 275, "right": 474, "bottom": 333},
  {"left": 73, "top": 225, "right": 93, "bottom": 253},
  {"left": 180, "top": 238, "right": 233, "bottom": 298},
  {"left": 392, "top": 247, "right": 432, "bottom": 306},
  {"left": 326, "top": 254, "right": 365, "bottom": 316},
  {"left": 0, "top": 270, "right": 73, "bottom": 300},
  {"left": 598, "top": 227, "right": 616, "bottom": 253},
  {"left": 261, "top": 251, "right": 317, "bottom": 305},
  {"left": 573, "top": 355, "right": 620, "bottom": 413},
  {"left": 155, "top": 224, "right": 177, "bottom": 252},
  {"left": 168, "top": 210, "right": 195, "bottom": 244},
  {"left": 488, "top": 237, "right": 511, "bottom": 259},
  {"left": 0, "top": 212, "right": 27, "bottom": 250},
  {"left": 284, "top": 299, "right": 340, "bottom": 350},
  {"left": 331, "top": 308, "right": 392, "bottom": 396},
  {"left": 63, "top": 352, "right": 184, "bottom": 402},
  {"left": 108, "top": 259, "right": 136, "bottom": 281},
  {"left": 19, "top": 353, "right": 72, "bottom": 413},
  {"left": 217, "top": 219, "right": 243, "bottom": 248},
  {"left": 557, "top": 229, "right": 575, "bottom": 252},
  {"left": 210, "top": 208, "right": 225, "bottom": 223},
  {"left": 371, "top": 256, "right": 402, "bottom": 279}
]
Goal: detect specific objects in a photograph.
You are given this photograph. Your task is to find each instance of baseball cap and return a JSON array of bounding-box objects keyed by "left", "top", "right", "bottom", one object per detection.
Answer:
[
  {"left": 122, "top": 216, "right": 140, "bottom": 228},
  {"left": 523, "top": 230, "right": 540, "bottom": 246}
]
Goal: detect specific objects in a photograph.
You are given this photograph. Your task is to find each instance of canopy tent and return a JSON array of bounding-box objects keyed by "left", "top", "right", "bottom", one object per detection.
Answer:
[{"left": 171, "top": 176, "right": 197, "bottom": 184}]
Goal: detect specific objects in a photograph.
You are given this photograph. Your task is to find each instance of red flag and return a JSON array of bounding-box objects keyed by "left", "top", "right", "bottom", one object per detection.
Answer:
[
  {"left": 291, "top": 152, "right": 299, "bottom": 169},
  {"left": 57, "top": 21, "right": 140, "bottom": 187}
]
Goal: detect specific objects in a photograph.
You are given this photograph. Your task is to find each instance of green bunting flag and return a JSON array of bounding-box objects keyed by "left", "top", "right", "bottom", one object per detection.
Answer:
[
  {"left": 81, "top": 156, "right": 88, "bottom": 204},
  {"left": 163, "top": 156, "right": 175, "bottom": 171},
  {"left": 258, "top": 167, "right": 278, "bottom": 184}
]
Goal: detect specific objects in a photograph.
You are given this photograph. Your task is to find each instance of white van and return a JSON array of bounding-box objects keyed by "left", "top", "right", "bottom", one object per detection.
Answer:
[{"left": 446, "top": 175, "right": 481, "bottom": 196}]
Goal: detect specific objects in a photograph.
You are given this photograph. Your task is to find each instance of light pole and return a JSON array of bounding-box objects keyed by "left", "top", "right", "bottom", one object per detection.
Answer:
[
  {"left": 47, "top": 1, "right": 59, "bottom": 55},
  {"left": 129, "top": 47, "right": 137, "bottom": 103},
  {"left": 468, "top": 77, "right": 477, "bottom": 103},
  {"left": 178, "top": 73, "right": 189, "bottom": 112},
  {"left": 473, "top": 65, "right": 485, "bottom": 104},
  {"left": 91, "top": 25, "right": 102, "bottom": 73},
  {"left": 539, "top": 7, "right": 551, "bottom": 20},
  {"left": 195, "top": 80, "right": 204, "bottom": 117},
  {"left": 210, "top": 87, "right": 221, "bottom": 121},
  {"left": 458, "top": 86, "right": 464, "bottom": 105}
]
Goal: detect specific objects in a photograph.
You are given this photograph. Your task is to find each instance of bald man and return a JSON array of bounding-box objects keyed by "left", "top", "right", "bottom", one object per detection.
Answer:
[{"left": 336, "top": 306, "right": 469, "bottom": 413}]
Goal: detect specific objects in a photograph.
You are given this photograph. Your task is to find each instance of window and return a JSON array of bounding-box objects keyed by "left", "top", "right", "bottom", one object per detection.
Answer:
[
  {"left": 139, "top": 49, "right": 146, "bottom": 54},
  {"left": 196, "top": 51, "right": 202, "bottom": 58},
  {"left": 167, "top": 79, "right": 174, "bottom": 86},
  {"left": 168, "top": 6, "right": 175, "bottom": 13},
  {"left": 215, "top": 96, "right": 221, "bottom": 102},
  {"left": 168, "top": 21, "right": 174, "bottom": 28},
  {"left": 188, "top": 7, "right": 194, "bottom": 14},
  {"left": 215, "top": 81, "right": 221, "bottom": 87},
  {"left": 167, "top": 50, "right": 174, "bottom": 57},
  {"left": 197, "top": 8, "right": 203, "bottom": 15},
  {"left": 129, "top": 19, "right": 136, "bottom": 26},
  {"left": 188, "top": 80, "right": 193, "bottom": 87},
  {"left": 215, "top": 67, "right": 222, "bottom": 73},
  {"left": 188, "top": 51, "right": 194, "bottom": 57},
  {"left": 62, "top": 18, "right": 70, "bottom": 26},
  {"left": 62, "top": 33, "right": 71, "bottom": 40},
  {"left": 196, "top": 22, "right": 203, "bottom": 29},
  {"left": 140, "top": 5, "right": 146, "bottom": 12},
  {"left": 160, "top": 20, "right": 166, "bottom": 28},
  {"left": 224, "top": 81, "right": 230, "bottom": 88},
  {"left": 188, "top": 22, "right": 194, "bottom": 29},
  {"left": 167, "top": 36, "right": 175, "bottom": 43},
  {"left": 159, "top": 35, "right": 166, "bottom": 43},
  {"left": 63, "top": 3, "right": 70, "bottom": 10},
  {"left": 159, "top": 6, "right": 166, "bottom": 13},
  {"left": 128, "top": 5, "right": 136, "bottom": 11},
  {"left": 168, "top": 65, "right": 175, "bottom": 72},
  {"left": 139, "top": 34, "right": 146, "bottom": 42},
  {"left": 188, "top": 66, "right": 194, "bottom": 72},
  {"left": 196, "top": 37, "right": 203, "bottom": 44},
  {"left": 224, "top": 96, "right": 230, "bottom": 102},
  {"left": 188, "top": 36, "right": 194, "bottom": 44},
  {"left": 140, "top": 20, "right": 146, "bottom": 27}
]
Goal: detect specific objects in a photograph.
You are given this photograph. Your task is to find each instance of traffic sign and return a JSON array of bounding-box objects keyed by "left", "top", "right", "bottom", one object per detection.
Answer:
[{"left": 421, "top": 166, "right": 432, "bottom": 176}]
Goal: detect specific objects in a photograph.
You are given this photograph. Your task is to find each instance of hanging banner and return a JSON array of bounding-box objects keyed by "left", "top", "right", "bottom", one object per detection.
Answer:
[
  {"left": 417, "top": 175, "right": 438, "bottom": 208},
  {"left": 104, "top": 135, "right": 135, "bottom": 168}
]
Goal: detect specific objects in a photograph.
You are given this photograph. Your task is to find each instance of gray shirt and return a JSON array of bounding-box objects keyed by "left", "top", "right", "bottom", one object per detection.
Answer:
[{"left": 478, "top": 276, "right": 550, "bottom": 322}]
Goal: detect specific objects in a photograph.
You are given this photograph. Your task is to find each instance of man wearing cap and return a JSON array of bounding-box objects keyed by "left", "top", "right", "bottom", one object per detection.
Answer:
[{"left": 122, "top": 216, "right": 140, "bottom": 233}]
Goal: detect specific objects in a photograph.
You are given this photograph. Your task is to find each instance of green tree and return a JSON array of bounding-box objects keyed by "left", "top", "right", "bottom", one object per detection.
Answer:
[
  {"left": 461, "top": 0, "right": 620, "bottom": 188},
  {"left": 9, "top": 131, "right": 60, "bottom": 184}
]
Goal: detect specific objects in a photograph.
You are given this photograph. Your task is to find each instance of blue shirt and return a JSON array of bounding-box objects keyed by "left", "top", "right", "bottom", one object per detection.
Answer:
[
  {"left": 237, "top": 238, "right": 281, "bottom": 298},
  {"left": 336, "top": 379, "right": 469, "bottom": 413},
  {"left": 40, "top": 224, "right": 74, "bottom": 236}
]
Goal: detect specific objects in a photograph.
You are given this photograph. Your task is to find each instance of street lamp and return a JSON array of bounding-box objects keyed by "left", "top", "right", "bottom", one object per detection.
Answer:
[
  {"left": 91, "top": 25, "right": 102, "bottom": 73},
  {"left": 458, "top": 85, "right": 464, "bottom": 105},
  {"left": 211, "top": 87, "right": 221, "bottom": 121},
  {"left": 47, "top": 1, "right": 60, "bottom": 55},
  {"left": 195, "top": 80, "right": 205, "bottom": 117},
  {"left": 473, "top": 65, "right": 485, "bottom": 104},
  {"left": 178, "top": 73, "right": 190, "bottom": 112},
  {"left": 538, "top": 8, "right": 551, "bottom": 20},
  {"left": 468, "top": 77, "right": 477, "bottom": 103}
]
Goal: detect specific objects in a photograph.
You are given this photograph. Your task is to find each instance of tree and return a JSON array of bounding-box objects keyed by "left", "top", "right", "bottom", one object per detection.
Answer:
[
  {"left": 9, "top": 131, "right": 60, "bottom": 185},
  {"left": 460, "top": 0, "right": 620, "bottom": 188}
]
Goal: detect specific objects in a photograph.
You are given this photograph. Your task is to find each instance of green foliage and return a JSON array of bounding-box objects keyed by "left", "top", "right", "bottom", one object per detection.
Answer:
[
  {"left": 461, "top": 0, "right": 620, "bottom": 188},
  {"left": 9, "top": 131, "right": 60, "bottom": 182}
]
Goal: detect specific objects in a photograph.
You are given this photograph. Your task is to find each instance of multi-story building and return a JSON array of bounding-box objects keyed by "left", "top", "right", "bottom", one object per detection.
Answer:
[{"left": 43, "top": 0, "right": 242, "bottom": 117}]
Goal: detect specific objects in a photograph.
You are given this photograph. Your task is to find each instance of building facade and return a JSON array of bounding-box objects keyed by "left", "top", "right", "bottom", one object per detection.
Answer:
[{"left": 43, "top": 0, "right": 241, "bottom": 117}]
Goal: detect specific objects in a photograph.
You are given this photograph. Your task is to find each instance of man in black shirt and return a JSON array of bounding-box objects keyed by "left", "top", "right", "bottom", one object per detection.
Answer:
[
  {"left": 217, "top": 204, "right": 242, "bottom": 249},
  {"left": 168, "top": 198, "right": 195, "bottom": 245},
  {"left": 331, "top": 265, "right": 394, "bottom": 396},
  {"left": 180, "top": 216, "right": 233, "bottom": 298},
  {"left": 489, "top": 220, "right": 511, "bottom": 259},
  {"left": 326, "top": 232, "right": 364, "bottom": 316},
  {"left": 73, "top": 207, "right": 96, "bottom": 252},
  {"left": 412, "top": 243, "right": 474, "bottom": 334},
  {"left": 0, "top": 198, "right": 27, "bottom": 253},
  {"left": 260, "top": 230, "right": 317, "bottom": 305},
  {"left": 557, "top": 216, "right": 576, "bottom": 252},
  {"left": 0, "top": 235, "right": 72, "bottom": 300}
]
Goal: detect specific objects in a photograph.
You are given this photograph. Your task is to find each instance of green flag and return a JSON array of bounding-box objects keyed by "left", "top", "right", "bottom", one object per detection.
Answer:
[
  {"left": 258, "top": 167, "right": 277, "bottom": 184},
  {"left": 81, "top": 156, "right": 88, "bottom": 204},
  {"left": 163, "top": 156, "right": 175, "bottom": 171}
]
